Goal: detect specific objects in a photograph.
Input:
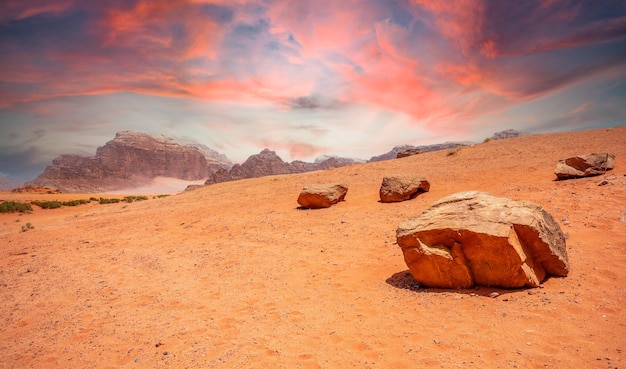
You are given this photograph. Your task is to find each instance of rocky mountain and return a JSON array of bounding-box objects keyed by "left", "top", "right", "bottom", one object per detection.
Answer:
[
  {"left": 188, "top": 143, "right": 233, "bottom": 169},
  {"left": 24, "top": 131, "right": 231, "bottom": 193},
  {"left": 202, "top": 149, "right": 360, "bottom": 186},
  {"left": 490, "top": 129, "right": 525, "bottom": 140},
  {"left": 368, "top": 142, "right": 469, "bottom": 162}
]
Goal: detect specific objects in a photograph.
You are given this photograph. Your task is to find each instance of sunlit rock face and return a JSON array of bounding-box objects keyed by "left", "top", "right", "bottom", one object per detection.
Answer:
[
  {"left": 27, "top": 131, "right": 224, "bottom": 193},
  {"left": 396, "top": 191, "right": 569, "bottom": 289}
]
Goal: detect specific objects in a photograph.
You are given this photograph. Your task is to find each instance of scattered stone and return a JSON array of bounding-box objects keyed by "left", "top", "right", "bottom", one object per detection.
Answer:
[
  {"left": 489, "top": 292, "right": 500, "bottom": 298},
  {"left": 396, "top": 191, "right": 569, "bottom": 289},
  {"left": 396, "top": 149, "right": 422, "bottom": 159},
  {"left": 554, "top": 153, "right": 615, "bottom": 180},
  {"left": 598, "top": 180, "right": 609, "bottom": 186},
  {"left": 379, "top": 175, "right": 430, "bottom": 203},
  {"left": 297, "top": 183, "right": 348, "bottom": 209},
  {"left": 163, "top": 351, "right": 169, "bottom": 356}
]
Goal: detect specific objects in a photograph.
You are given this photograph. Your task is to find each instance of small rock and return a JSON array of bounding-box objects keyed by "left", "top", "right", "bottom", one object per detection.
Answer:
[
  {"left": 297, "top": 183, "right": 348, "bottom": 209},
  {"left": 555, "top": 153, "right": 615, "bottom": 180},
  {"left": 379, "top": 174, "right": 430, "bottom": 203},
  {"left": 489, "top": 292, "right": 500, "bottom": 298},
  {"left": 598, "top": 180, "right": 609, "bottom": 186},
  {"left": 163, "top": 351, "right": 169, "bottom": 356}
]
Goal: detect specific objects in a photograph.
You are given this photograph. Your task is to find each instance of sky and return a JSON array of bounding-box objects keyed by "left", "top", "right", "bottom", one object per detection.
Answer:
[{"left": 1, "top": 0, "right": 625, "bottom": 181}]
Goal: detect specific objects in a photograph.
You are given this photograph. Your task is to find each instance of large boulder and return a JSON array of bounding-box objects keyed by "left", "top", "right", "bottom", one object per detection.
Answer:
[
  {"left": 396, "top": 191, "right": 569, "bottom": 289},
  {"left": 555, "top": 153, "right": 615, "bottom": 180},
  {"left": 297, "top": 183, "right": 348, "bottom": 209},
  {"left": 379, "top": 175, "right": 430, "bottom": 203}
]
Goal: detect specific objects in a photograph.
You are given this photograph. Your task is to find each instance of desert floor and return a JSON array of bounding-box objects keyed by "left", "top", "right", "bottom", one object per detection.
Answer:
[{"left": 1, "top": 127, "right": 625, "bottom": 369}]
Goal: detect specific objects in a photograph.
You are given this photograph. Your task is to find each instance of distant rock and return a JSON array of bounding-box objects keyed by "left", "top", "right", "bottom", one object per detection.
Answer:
[
  {"left": 396, "top": 149, "right": 421, "bottom": 159},
  {"left": 297, "top": 183, "right": 348, "bottom": 209},
  {"left": 379, "top": 175, "right": 430, "bottom": 203},
  {"left": 368, "top": 142, "right": 468, "bottom": 162},
  {"left": 203, "top": 149, "right": 359, "bottom": 186},
  {"left": 26, "top": 131, "right": 230, "bottom": 193},
  {"left": 314, "top": 155, "right": 365, "bottom": 165},
  {"left": 188, "top": 143, "right": 233, "bottom": 172},
  {"left": 0, "top": 176, "right": 20, "bottom": 191},
  {"left": 396, "top": 191, "right": 569, "bottom": 289},
  {"left": 490, "top": 129, "right": 524, "bottom": 140},
  {"left": 12, "top": 185, "right": 61, "bottom": 194},
  {"left": 554, "top": 153, "right": 615, "bottom": 180}
]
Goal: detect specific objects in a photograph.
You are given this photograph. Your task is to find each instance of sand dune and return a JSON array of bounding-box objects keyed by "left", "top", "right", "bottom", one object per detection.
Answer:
[{"left": 1, "top": 127, "right": 625, "bottom": 368}]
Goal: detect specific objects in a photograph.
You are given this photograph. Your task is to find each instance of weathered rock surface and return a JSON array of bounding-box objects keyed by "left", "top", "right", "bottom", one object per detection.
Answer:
[
  {"left": 368, "top": 142, "right": 468, "bottom": 162},
  {"left": 396, "top": 149, "right": 422, "bottom": 159},
  {"left": 555, "top": 153, "right": 615, "bottom": 180},
  {"left": 379, "top": 175, "right": 430, "bottom": 203},
  {"left": 297, "top": 183, "right": 348, "bottom": 209},
  {"left": 396, "top": 191, "right": 569, "bottom": 289},
  {"left": 12, "top": 185, "right": 61, "bottom": 194},
  {"left": 26, "top": 131, "right": 230, "bottom": 192},
  {"left": 204, "top": 150, "right": 359, "bottom": 185},
  {"left": 490, "top": 129, "right": 524, "bottom": 140}
]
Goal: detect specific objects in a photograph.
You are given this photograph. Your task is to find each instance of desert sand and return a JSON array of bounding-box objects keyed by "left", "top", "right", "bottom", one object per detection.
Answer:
[{"left": 1, "top": 127, "right": 625, "bottom": 368}]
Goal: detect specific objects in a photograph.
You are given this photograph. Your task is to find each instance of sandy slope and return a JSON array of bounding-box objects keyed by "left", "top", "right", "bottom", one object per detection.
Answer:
[{"left": 1, "top": 127, "right": 625, "bottom": 369}]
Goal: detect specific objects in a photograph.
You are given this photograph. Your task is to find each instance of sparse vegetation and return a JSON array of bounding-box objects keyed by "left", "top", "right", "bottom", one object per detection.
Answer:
[
  {"left": 99, "top": 197, "right": 121, "bottom": 204},
  {"left": 0, "top": 201, "right": 33, "bottom": 213},
  {"left": 31, "top": 200, "right": 63, "bottom": 209},
  {"left": 62, "top": 199, "right": 90, "bottom": 206},
  {"left": 21, "top": 222, "right": 34, "bottom": 232},
  {"left": 483, "top": 137, "right": 491, "bottom": 143},
  {"left": 446, "top": 147, "right": 461, "bottom": 156},
  {"left": 123, "top": 195, "right": 148, "bottom": 203},
  {"left": 89, "top": 197, "right": 99, "bottom": 202},
  {"left": 154, "top": 194, "right": 170, "bottom": 199}
]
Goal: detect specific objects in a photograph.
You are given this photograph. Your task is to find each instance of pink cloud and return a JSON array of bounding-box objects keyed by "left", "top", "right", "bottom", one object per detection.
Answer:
[{"left": 0, "top": 0, "right": 75, "bottom": 23}]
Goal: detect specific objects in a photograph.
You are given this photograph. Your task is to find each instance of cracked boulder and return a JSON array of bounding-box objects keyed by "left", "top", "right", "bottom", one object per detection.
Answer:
[
  {"left": 555, "top": 153, "right": 615, "bottom": 180},
  {"left": 396, "top": 191, "right": 569, "bottom": 289}
]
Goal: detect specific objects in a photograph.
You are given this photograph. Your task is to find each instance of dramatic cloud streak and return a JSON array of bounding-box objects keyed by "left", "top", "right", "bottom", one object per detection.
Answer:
[{"left": 0, "top": 0, "right": 625, "bottom": 180}]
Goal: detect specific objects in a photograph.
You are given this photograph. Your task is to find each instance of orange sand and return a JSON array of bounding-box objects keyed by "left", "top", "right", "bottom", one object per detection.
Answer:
[{"left": 1, "top": 127, "right": 625, "bottom": 368}]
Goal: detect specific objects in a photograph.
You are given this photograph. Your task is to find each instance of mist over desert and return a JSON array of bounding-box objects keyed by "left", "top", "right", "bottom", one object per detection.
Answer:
[{"left": 1, "top": 127, "right": 625, "bottom": 368}]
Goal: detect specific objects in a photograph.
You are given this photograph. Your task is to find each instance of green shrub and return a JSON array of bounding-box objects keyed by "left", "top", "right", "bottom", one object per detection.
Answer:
[
  {"left": 31, "top": 201, "right": 63, "bottom": 209},
  {"left": 446, "top": 147, "right": 460, "bottom": 156},
  {"left": 155, "top": 194, "right": 170, "bottom": 199},
  {"left": 89, "top": 197, "right": 98, "bottom": 202},
  {"left": 123, "top": 195, "right": 148, "bottom": 203},
  {"left": 62, "top": 199, "right": 89, "bottom": 206},
  {"left": 0, "top": 201, "right": 33, "bottom": 213},
  {"left": 99, "top": 197, "right": 120, "bottom": 204}
]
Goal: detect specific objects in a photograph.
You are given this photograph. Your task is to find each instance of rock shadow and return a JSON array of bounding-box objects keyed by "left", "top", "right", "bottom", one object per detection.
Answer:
[{"left": 386, "top": 270, "right": 529, "bottom": 297}]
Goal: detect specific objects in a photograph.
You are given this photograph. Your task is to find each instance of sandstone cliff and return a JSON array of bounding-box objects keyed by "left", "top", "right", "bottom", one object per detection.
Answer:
[{"left": 25, "top": 131, "right": 230, "bottom": 193}]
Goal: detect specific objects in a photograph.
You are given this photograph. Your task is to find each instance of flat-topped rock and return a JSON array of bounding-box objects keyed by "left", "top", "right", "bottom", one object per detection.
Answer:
[
  {"left": 379, "top": 175, "right": 430, "bottom": 203},
  {"left": 555, "top": 153, "right": 615, "bottom": 180},
  {"left": 396, "top": 191, "right": 569, "bottom": 289},
  {"left": 297, "top": 183, "right": 348, "bottom": 209}
]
